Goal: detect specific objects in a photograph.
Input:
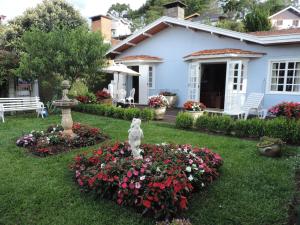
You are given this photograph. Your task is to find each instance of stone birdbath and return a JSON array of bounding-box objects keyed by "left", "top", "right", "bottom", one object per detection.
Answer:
[{"left": 53, "top": 80, "right": 78, "bottom": 138}]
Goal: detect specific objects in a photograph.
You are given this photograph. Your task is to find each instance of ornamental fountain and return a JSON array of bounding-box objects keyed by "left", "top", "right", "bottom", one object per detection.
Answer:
[{"left": 53, "top": 80, "right": 78, "bottom": 138}]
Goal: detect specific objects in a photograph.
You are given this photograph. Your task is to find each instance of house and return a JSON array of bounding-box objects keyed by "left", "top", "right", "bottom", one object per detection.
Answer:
[
  {"left": 106, "top": 0, "right": 300, "bottom": 112},
  {"left": 90, "top": 13, "right": 132, "bottom": 45},
  {"left": 269, "top": 6, "right": 300, "bottom": 30}
]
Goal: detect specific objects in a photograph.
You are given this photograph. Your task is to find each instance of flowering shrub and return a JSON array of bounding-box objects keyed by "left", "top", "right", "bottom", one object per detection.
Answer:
[
  {"left": 76, "top": 93, "right": 96, "bottom": 104},
  {"left": 16, "top": 123, "right": 108, "bottom": 157},
  {"left": 183, "top": 101, "right": 206, "bottom": 111},
  {"left": 148, "top": 95, "right": 169, "bottom": 108},
  {"left": 70, "top": 143, "right": 222, "bottom": 218},
  {"left": 268, "top": 102, "right": 300, "bottom": 119},
  {"left": 96, "top": 90, "right": 111, "bottom": 101}
]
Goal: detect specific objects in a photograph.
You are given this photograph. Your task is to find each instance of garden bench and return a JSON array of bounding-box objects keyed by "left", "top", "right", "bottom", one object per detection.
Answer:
[{"left": 0, "top": 97, "right": 45, "bottom": 123}]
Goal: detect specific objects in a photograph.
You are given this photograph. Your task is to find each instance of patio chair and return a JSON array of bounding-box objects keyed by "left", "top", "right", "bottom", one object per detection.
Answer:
[
  {"left": 126, "top": 88, "right": 135, "bottom": 106},
  {"left": 224, "top": 93, "right": 266, "bottom": 120},
  {"left": 117, "top": 89, "right": 127, "bottom": 104}
]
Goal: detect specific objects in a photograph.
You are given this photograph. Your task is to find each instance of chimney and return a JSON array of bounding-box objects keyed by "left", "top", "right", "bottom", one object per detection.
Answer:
[
  {"left": 90, "top": 15, "right": 112, "bottom": 44},
  {"left": 163, "top": 1, "right": 186, "bottom": 19}
]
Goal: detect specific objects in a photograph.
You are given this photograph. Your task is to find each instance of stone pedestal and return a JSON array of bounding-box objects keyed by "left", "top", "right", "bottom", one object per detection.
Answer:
[{"left": 61, "top": 108, "right": 76, "bottom": 138}]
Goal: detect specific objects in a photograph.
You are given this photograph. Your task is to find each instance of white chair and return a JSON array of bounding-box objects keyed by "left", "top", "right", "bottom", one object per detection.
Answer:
[
  {"left": 36, "top": 102, "right": 45, "bottom": 118},
  {"left": 0, "top": 104, "right": 4, "bottom": 123},
  {"left": 224, "top": 93, "right": 265, "bottom": 120},
  {"left": 126, "top": 88, "right": 135, "bottom": 106},
  {"left": 117, "top": 89, "right": 127, "bottom": 104}
]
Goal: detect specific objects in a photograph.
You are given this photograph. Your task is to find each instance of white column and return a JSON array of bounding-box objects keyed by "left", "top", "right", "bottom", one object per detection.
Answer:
[
  {"left": 32, "top": 80, "right": 39, "bottom": 97},
  {"left": 8, "top": 78, "right": 15, "bottom": 97}
]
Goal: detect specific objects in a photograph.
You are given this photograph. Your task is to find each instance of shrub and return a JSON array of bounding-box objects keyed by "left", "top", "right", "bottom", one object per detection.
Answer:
[
  {"left": 140, "top": 108, "right": 154, "bottom": 121},
  {"left": 268, "top": 102, "right": 300, "bottom": 119},
  {"left": 123, "top": 108, "right": 141, "bottom": 121},
  {"left": 176, "top": 112, "right": 194, "bottom": 129},
  {"left": 70, "top": 143, "right": 223, "bottom": 219},
  {"left": 113, "top": 107, "right": 125, "bottom": 119},
  {"left": 69, "top": 80, "right": 89, "bottom": 97},
  {"left": 96, "top": 90, "right": 111, "bottom": 101}
]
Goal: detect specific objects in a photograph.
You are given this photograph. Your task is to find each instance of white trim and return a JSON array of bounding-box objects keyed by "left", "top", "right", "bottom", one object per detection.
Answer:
[
  {"left": 143, "top": 33, "right": 153, "bottom": 37},
  {"left": 184, "top": 53, "right": 264, "bottom": 61},
  {"left": 127, "top": 42, "right": 136, "bottom": 46},
  {"left": 266, "top": 58, "right": 300, "bottom": 95},
  {"left": 107, "top": 16, "right": 300, "bottom": 56},
  {"left": 269, "top": 6, "right": 300, "bottom": 19},
  {"left": 115, "top": 59, "right": 163, "bottom": 64}
]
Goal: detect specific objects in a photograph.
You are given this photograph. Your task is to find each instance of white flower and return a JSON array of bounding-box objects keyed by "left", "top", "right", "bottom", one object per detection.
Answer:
[
  {"left": 140, "top": 175, "right": 146, "bottom": 181},
  {"left": 188, "top": 175, "right": 194, "bottom": 181},
  {"left": 101, "top": 163, "right": 105, "bottom": 168},
  {"left": 186, "top": 166, "right": 191, "bottom": 173},
  {"left": 156, "top": 167, "right": 161, "bottom": 172},
  {"left": 29, "top": 134, "right": 33, "bottom": 137},
  {"left": 201, "top": 183, "right": 205, "bottom": 187}
]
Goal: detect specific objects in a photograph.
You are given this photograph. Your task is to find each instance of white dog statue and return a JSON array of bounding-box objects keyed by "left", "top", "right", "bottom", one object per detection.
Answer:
[{"left": 128, "top": 118, "right": 144, "bottom": 159}]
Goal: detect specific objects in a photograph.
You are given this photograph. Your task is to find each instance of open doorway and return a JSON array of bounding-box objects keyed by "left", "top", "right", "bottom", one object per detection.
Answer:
[
  {"left": 129, "top": 66, "right": 139, "bottom": 103},
  {"left": 200, "top": 63, "right": 227, "bottom": 109}
]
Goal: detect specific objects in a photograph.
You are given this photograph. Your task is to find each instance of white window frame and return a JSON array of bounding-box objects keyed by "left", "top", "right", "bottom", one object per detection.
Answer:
[
  {"left": 148, "top": 65, "right": 155, "bottom": 89},
  {"left": 266, "top": 58, "right": 300, "bottom": 95}
]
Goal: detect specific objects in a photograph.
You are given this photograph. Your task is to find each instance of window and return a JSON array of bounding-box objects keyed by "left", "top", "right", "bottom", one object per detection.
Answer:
[
  {"left": 229, "top": 61, "right": 246, "bottom": 93},
  {"left": 276, "top": 20, "right": 283, "bottom": 26},
  {"left": 269, "top": 61, "right": 300, "bottom": 93},
  {"left": 293, "top": 20, "right": 299, "bottom": 27},
  {"left": 148, "top": 66, "right": 155, "bottom": 89}
]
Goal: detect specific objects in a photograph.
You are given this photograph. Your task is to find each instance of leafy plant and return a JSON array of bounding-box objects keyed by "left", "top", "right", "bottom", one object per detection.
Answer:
[
  {"left": 176, "top": 112, "right": 194, "bottom": 129},
  {"left": 257, "top": 136, "right": 285, "bottom": 148}
]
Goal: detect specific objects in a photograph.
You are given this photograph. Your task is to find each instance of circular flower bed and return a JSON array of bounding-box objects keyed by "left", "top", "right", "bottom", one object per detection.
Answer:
[
  {"left": 70, "top": 142, "right": 223, "bottom": 219},
  {"left": 16, "top": 123, "right": 109, "bottom": 157}
]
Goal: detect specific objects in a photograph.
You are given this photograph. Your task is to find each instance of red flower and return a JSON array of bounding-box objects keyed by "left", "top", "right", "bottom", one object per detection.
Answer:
[
  {"left": 127, "top": 170, "right": 133, "bottom": 178},
  {"left": 121, "top": 182, "right": 127, "bottom": 189},
  {"left": 180, "top": 196, "right": 187, "bottom": 209},
  {"left": 96, "top": 149, "right": 103, "bottom": 155},
  {"left": 143, "top": 200, "right": 152, "bottom": 208}
]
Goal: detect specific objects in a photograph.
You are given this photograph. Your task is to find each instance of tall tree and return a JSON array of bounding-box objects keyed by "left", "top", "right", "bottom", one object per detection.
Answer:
[
  {"left": 243, "top": 7, "right": 272, "bottom": 32},
  {"left": 107, "top": 3, "right": 132, "bottom": 18},
  {"left": 17, "top": 27, "right": 109, "bottom": 84}
]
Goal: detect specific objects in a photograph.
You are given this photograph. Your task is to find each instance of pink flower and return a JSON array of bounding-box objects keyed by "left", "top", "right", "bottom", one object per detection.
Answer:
[
  {"left": 127, "top": 170, "right": 133, "bottom": 178},
  {"left": 121, "top": 182, "right": 127, "bottom": 189},
  {"left": 129, "top": 182, "right": 135, "bottom": 190},
  {"left": 135, "top": 182, "right": 141, "bottom": 189},
  {"left": 140, "top": 168, "right": 145, "bottom": 173},
  {"left": 123, "top": 177, "right": 129, "bottom": 183},
  {"left": 133, "top": 170, "right": 139, "bottom": 176}
]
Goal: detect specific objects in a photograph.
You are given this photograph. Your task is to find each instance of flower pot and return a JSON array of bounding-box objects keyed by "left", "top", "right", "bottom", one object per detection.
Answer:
[
  {"left": 99, "top": 98, "right": 112, "bottom": 105},
  {"left": 154, "top": 107, "right": 167, "bottom": 120},
  {"left": 186, "top": 111, "right": 204, "bottom": 120},
  {"left": 164, "top": 95, "right": 177, "bottom": 108},
  {"left": 257, "top": 144, "right": 282, "bottom": 157}
]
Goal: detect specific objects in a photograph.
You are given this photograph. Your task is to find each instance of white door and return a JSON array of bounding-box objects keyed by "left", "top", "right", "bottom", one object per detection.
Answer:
[
  {"left": 224, "top": 60, "right": 247, "bottom": 112},
  {"left": 187, "top": 63, "right": 200, "bottom": 101},
  {"left": 139, "top": 65, "right": 149, "bottom": 104}
]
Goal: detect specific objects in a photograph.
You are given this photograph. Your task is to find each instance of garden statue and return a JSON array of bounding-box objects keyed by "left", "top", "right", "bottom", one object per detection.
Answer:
[
  {"left": 128, "top": 118, "right": 144, "bottom": 159},
  {"left": 53, "top": 80, "right": 78, "bottom": 138}
]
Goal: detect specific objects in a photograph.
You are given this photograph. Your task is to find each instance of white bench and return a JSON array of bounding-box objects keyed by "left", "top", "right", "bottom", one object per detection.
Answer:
[{"left": 0, "top": 97, "right": 45, "bottom": 122}]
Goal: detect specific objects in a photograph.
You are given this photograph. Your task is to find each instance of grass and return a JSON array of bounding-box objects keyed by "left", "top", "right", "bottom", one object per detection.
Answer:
[{"left": 0, "top": 112, "right": 299, "bottom": 225}]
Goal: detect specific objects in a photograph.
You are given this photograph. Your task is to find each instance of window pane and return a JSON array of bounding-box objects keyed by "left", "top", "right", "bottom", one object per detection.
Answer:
[
  {"left": 287, "top": 70, "right": 294, "bottom": 77},
  {"left": 280, "top": 63, "right": 286, "bottom": 70},
  {"left": 287, "top": 78, "right": 293, "bottom": 84},
  {"left": 286, "top": 85, "right": 292, "bottom": 92},
  {"left": 273, "top": 63, "right": 279, "bottom": 70},
  {"left": 279, "top": 70, "right": 285, "bottom": 77},
  {"left": 271, "top": 85, "right": 277, "bottom": 91},
  {"left": 278, "top": 85, "right": 284, "bottom": 91},
  {"left": 233, "top": 84, "right": 237, "bottom": 90},
  {"left": 288, "top": 62, "right": 295, "bottom": 69},
  {"left": 279, "top": 78, "right": 284, "bottom": 84},
  {"left": 293, "top": 85, "right": 300, "bottom": 92}
]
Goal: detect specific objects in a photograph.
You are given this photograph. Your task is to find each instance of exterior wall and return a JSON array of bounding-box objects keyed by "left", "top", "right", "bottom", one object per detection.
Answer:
[
  {"left": 270, "top": 10, "right": 300, "bottom": 29},
  {"left": 164, "top": 7, "right": 185, "bottom": 19},
  {"left": 115, "top": 26, "right": 300, "bottom": 108},
  {"left": 91, "top": 17, "right": 112, "bottom": 43},
  {"left": 111, "top": 19, "right": 132, "bottom": 38}
]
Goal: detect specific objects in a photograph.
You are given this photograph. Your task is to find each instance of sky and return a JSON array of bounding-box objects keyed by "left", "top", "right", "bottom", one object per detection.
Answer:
[{"left": 0, "top": 0, "right": 147, "bottom": 22}]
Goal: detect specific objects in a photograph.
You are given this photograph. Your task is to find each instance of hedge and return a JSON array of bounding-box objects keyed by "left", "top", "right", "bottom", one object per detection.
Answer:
[
  {"left": 175, "top": 113, "right": 300, "bottom": 145},
  {"left": 74, "top": 104, "right": 154, "bottom": 121},
  {"left": 175, "top": 112, "right": 194, "bottom": 129}
]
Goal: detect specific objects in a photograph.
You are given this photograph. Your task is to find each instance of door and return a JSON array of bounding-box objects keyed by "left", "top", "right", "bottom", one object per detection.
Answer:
[
  {"left": 139, "top": 65, "right": 149, "bottom": 104},
  {"left": 224, "top": 60, "right": 247, "bottom": 112},
  {"left": 187, "top": 63, "right": 200, "bottom": 101}
]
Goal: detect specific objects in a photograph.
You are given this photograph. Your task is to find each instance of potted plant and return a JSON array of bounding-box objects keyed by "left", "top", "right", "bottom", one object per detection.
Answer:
[
  {"left": 148, "top": 95, "right": 169, "bottom": 120},
  {"left": 96, "top": 90, "right": 112, "bottom": 105},
  {"left": 183, "top": 101, "right": 206, "bottom": 120},
  {"left": 160, "top": 91, "right": 177, "bottom": 108},
  {"left": 257, "top": 136, "right": 285, "bottom": 157}
]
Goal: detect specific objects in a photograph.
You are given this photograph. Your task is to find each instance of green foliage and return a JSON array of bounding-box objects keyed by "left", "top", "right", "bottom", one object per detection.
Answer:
[
  {"left": 220, "top": 0, "right": 257, "bottom": 19},
  {"left": 216, "top": 19, "right": 245, "bottom": 32},
  {"left": 1, "top": 0, "right": 87, "bottom": 50},
  {"left": 0, "top": 50, "right": 18, "bottom": 85},
  {"left": 69, "top": 80, "right": 89, "bottom": 97},
  {"left": 74, "top": 104, "right": 154, "bottom": 121},
  {"left": 192, "top": 114, "right": 300, "bottom": 144},
  {"left": 175, "top": 112, "right": 194, "bottom": 129},
  {"left": 17, "top": 27, "right": 109, "bottom": 83},
  {"left": 108, "top": 3, "right": 132, "bottom": 17},
  {"left": 243, "top": 6, "right": 272, "bottom": 32}
]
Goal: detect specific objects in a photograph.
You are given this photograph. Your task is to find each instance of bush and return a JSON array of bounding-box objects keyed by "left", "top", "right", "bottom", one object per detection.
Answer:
[
  {"left": 192, "top": 114, "right": 300, "bottom": 144},
  {"left": 268, "top": 102, "right": 300, "bottom": 119},
  {"left": 70, "top": 143, "right": 223, "bottom": 219},
  {"left": 140, "top": 108, "right": 154, "bottom": 121},
  {"left": 69, "top": 80, "right": 89, "bottom": 97},
  {"left": 123, "top": 108, "right": 141, "bottom": 121},
  {"left": 175, "top": 112, "right": 193, "bottom": 129},
  {"left": 113, "top": 107, "right": 125, "bottom": 119}
]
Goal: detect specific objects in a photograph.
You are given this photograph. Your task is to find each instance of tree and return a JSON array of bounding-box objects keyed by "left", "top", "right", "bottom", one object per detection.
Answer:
[
  {"left": 17, "top": 26, "right": 109, "bottom": 87},
  {"left": 1, "top": 0, "right": 86, "bottom": 51},
  {"left": 108, "top": 3, "right": 132, "bottom": 18},
  {"left": 243, "top": 7, "right": 272, "bottom": 32},
  {"left": 216, "top": 19, "right": 245, "bottom": 32},
  {"left": 220, "top": 0, "right": 257, "bottom": 19}
]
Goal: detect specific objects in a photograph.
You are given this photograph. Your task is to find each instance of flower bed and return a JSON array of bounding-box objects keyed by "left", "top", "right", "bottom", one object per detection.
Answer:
[
  {"left": 148, "top": 95, "right": 169, "bottom": 108},
  {"left": 16, "top": 123, "right": 109, "bottom": 157},
  {"left": 183, "top": 101, "right": 206, "bottom": 112},
  {"left": 269, "top": 102, "right": 300, "bottom": 119},
  {"left": 70, "top": 142, "right": 223, "bottom": 219}
]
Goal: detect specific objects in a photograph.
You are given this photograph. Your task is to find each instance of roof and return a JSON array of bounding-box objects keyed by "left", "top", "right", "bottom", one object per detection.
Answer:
[
  {"left": 115, "top": 55, "right": 163, "bottom": 63},
  {"left": 269, "top": 6, "right": 300, "bottom": 19},
  {"left": 184, "top": 48, "right": 265, "bottom": 60},
  {"left": 107, "top": 16, "right": 300, "bottom": 58},
  {"left": 185, "top": 13, "right": 200, "bottom": 20},
  {"left": 163, "top": 1, "right": 187, "bottom": 8},
  {"left": 249, "top": 28, "right": 300, "bottom": 36}
]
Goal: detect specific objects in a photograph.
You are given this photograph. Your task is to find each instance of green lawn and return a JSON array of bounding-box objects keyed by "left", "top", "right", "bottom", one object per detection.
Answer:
[{"left": 0, "top": 112, "right": 299, "bottom": 225}]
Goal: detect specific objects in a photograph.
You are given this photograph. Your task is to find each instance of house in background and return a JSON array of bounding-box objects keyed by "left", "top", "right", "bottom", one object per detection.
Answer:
[
  {"left": 106, "top": 0, "right": 300, "bottom": 113},
  {"left": 269, "top": 6, "right": 300, "bottom": 30}
]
